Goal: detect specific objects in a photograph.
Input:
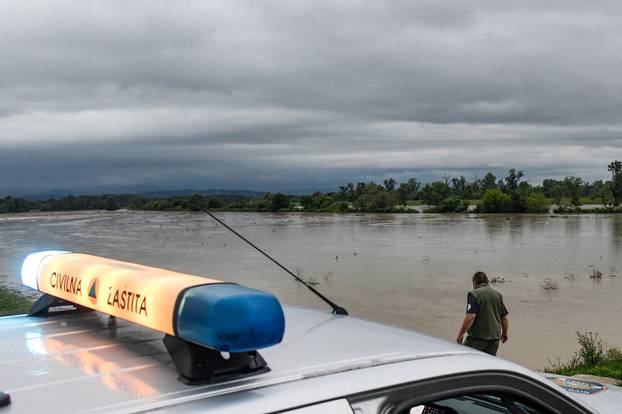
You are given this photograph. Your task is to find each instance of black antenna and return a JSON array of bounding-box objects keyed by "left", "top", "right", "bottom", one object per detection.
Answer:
[{"left": 198, "top": 206, "right": 348, "bottom": 315}]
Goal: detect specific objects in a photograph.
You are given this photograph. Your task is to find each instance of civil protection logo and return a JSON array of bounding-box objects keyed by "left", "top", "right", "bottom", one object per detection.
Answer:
[
  {"left": 88, "top": 278, "right": 98, "bottom": 304},
  {"left": 552, "top": 377, "right": 607, "bottom": 395}
]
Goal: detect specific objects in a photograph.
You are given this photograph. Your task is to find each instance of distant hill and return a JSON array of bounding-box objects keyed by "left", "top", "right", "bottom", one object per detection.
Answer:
[
  {"left": 23, "top": 189, "right": 266, "bottom": 200},
  {"left": 136, "top": 189, "right": 266, "bottom": 198},
  {"left": 24, "top": 189, "right": 77, "bottom": 200}
]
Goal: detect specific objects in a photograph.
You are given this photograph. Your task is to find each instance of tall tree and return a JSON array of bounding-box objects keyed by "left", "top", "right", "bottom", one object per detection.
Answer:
[
  {"left": 420, "top": 182, "right": 450, "bottom": 207},
  {"left": 451, "top": 176, "right": 467, "bottom": 196},
  {"left": 503, "top": 169, "right": 524, "bottom": 191},
  {"left": 608, "top": 160, "right": 622, "bottom": 206},
  {"left": 482, "top": 172, "right": 497, "bottom": 190},
  {"left": 383, "top": 178, "right": 396, "bottom": 192},
  {"left": 563, "top": 176, "right": 583, "bottom": 206},
  {"left": 598, "top": 181, "right": 613, "bottom": 206},
  {"left": 396, "top": 178, "right": 420, "bottom": 204},
  {"left": 269, "top": 193, "right": 290, "bottom": 211},
  {"left": 338, "top": 185, "right": 349, "bottom": 199},
  {"left": 354, "top": 182, "right": 366, "bottom": 198},
  {"left": 551, "top": 184, "right": 564, "bottom": 206}
]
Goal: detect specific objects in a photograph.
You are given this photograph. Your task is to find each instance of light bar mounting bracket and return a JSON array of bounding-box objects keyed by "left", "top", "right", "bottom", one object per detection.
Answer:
[
  {"left": 163, "top": 335, "right": 270, "bottom": 385},
  {"left": 29, "top": 293, "right": 93, "bottom": 316}
]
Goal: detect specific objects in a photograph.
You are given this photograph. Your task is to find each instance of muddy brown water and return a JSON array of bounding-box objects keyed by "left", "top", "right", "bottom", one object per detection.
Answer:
[{"left": 1, "top": 210, "right": 621, "bottom": 369}]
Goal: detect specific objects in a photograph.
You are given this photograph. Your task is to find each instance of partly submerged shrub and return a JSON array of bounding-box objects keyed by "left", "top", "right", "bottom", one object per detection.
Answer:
[
  {"left": 525, "top": 192, "right": 550, "bottom": 213},
  {"left": 433, "top": 196, "right": 469, "bottom": 213},
  {"left": 478, "top": 189, "right": 512, "bottom": 213}
]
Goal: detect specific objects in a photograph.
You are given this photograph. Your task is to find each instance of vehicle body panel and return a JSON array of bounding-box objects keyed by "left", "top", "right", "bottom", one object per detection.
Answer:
[{"left": 0, "top": 307, "right": 619, "bottom": 413}]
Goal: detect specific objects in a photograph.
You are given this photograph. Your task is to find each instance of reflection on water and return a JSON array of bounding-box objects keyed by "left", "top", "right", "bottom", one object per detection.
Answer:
[
  {"left": 564, "top": 216, "right": 582, "bottom": 236},
  {"left": 611, "top": 217, "right": 622, "bottom": 249},
  {"left": 482, "top": 216, "right": 505, "bottom": 239},
  {"left": 2, "top": 211, "right": 622, "bottom": 368}
]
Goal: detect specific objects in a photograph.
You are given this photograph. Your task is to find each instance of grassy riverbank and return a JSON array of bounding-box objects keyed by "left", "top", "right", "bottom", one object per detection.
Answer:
[
  {"left": 546, "top": 332, "right": 622, "bottom": 385},
  {"left": 554, "top": 206, "right": 622, "bottom": 214},
  {"left": 0, "top": 286, "right": 32, "bottom": 316}
]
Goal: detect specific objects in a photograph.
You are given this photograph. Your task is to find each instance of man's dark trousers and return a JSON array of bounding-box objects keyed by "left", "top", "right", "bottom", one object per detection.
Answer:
[{"left": 464, "top": 336, "right": 500, "bottom": 356}]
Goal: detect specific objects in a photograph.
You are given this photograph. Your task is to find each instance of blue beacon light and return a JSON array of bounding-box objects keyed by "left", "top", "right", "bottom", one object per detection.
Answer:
[{"left": 174, "top": 284, "right": 285, "bottom": 353}]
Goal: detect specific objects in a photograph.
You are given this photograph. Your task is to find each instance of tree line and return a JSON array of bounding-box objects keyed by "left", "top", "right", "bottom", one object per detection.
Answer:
[
  {"left": 2, "top": 161, "right": 622, "bottom": 214},
  {"left": 296, "top": 161, "right": 622, "bottom": 213}
]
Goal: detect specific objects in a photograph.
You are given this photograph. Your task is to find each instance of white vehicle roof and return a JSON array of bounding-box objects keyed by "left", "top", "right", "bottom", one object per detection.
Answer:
[{"left": 0, "top": 306, "right": 619, "bottom": 413}]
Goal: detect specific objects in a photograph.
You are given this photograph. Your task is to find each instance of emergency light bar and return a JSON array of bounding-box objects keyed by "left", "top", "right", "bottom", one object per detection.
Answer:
[{"left": 20, "top": 251, "right": 285, "bottom": 354}]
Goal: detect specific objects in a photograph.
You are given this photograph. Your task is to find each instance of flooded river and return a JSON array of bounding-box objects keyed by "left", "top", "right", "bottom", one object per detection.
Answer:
[{"left": 1, "top": 210, "right": 621, "bottom": 369}]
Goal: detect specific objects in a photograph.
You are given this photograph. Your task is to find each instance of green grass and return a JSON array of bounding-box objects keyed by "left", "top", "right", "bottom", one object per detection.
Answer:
[
  {"left": 546, "top": 197, "right": 604, "bottom": 206},
  {"left": 0, "top": 286, "right": 33, "bottom": 316},
  {"left": 578, "top": 197, "right": 604, "bottom": 205},
  {"left": 406, "top": 199, "right": 479, "bottom": 207},
  {"left": 554, "top": 206, "right": 622, "bottom": 214},
  {"left": 545, "top": 332, "right": 622, "bottom": 386},
  {"left": 558, "top": 362, "right": 622, "bottom": 381},
  {"left": 551, "top": 358, "right": 622, "bottom": 386}
]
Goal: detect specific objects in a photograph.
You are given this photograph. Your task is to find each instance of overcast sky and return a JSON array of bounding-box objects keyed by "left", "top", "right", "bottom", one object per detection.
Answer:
[{"left": 2, "top": 1, "right": 622, "bottom": 195}]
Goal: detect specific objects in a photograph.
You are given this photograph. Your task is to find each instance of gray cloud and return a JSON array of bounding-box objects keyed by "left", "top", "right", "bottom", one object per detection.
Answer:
[{"left": 1, "top": 0, "right": 622, "bottom": 195}]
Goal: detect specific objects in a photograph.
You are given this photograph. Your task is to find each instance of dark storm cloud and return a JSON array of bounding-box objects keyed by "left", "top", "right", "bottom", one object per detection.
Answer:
[{"left": 1, "top": 0, "right": 622, "bottom": 194}]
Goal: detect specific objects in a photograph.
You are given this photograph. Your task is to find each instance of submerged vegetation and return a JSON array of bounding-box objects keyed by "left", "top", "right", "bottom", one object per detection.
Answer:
[
  {"left": 545, "top": 332, "right": 622, "bottom": 385},
  {"left": 3, "top": 161, "right": 622, "bottom": 214}
]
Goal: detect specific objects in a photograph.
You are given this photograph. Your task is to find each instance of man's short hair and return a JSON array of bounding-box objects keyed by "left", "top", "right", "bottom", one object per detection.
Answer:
[{"left": 472, "top": 271, "right": 488, "bottom": 285}]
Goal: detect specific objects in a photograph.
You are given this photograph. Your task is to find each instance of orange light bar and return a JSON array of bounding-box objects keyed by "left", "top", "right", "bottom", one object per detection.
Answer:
[{"left": 22, "top": 252, "right": 221, "bottom": 335}]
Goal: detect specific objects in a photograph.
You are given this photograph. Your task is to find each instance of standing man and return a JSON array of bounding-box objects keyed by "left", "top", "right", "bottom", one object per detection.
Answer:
[{"left": 456, "top": 271, "right": 509, "bottom": 356}]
